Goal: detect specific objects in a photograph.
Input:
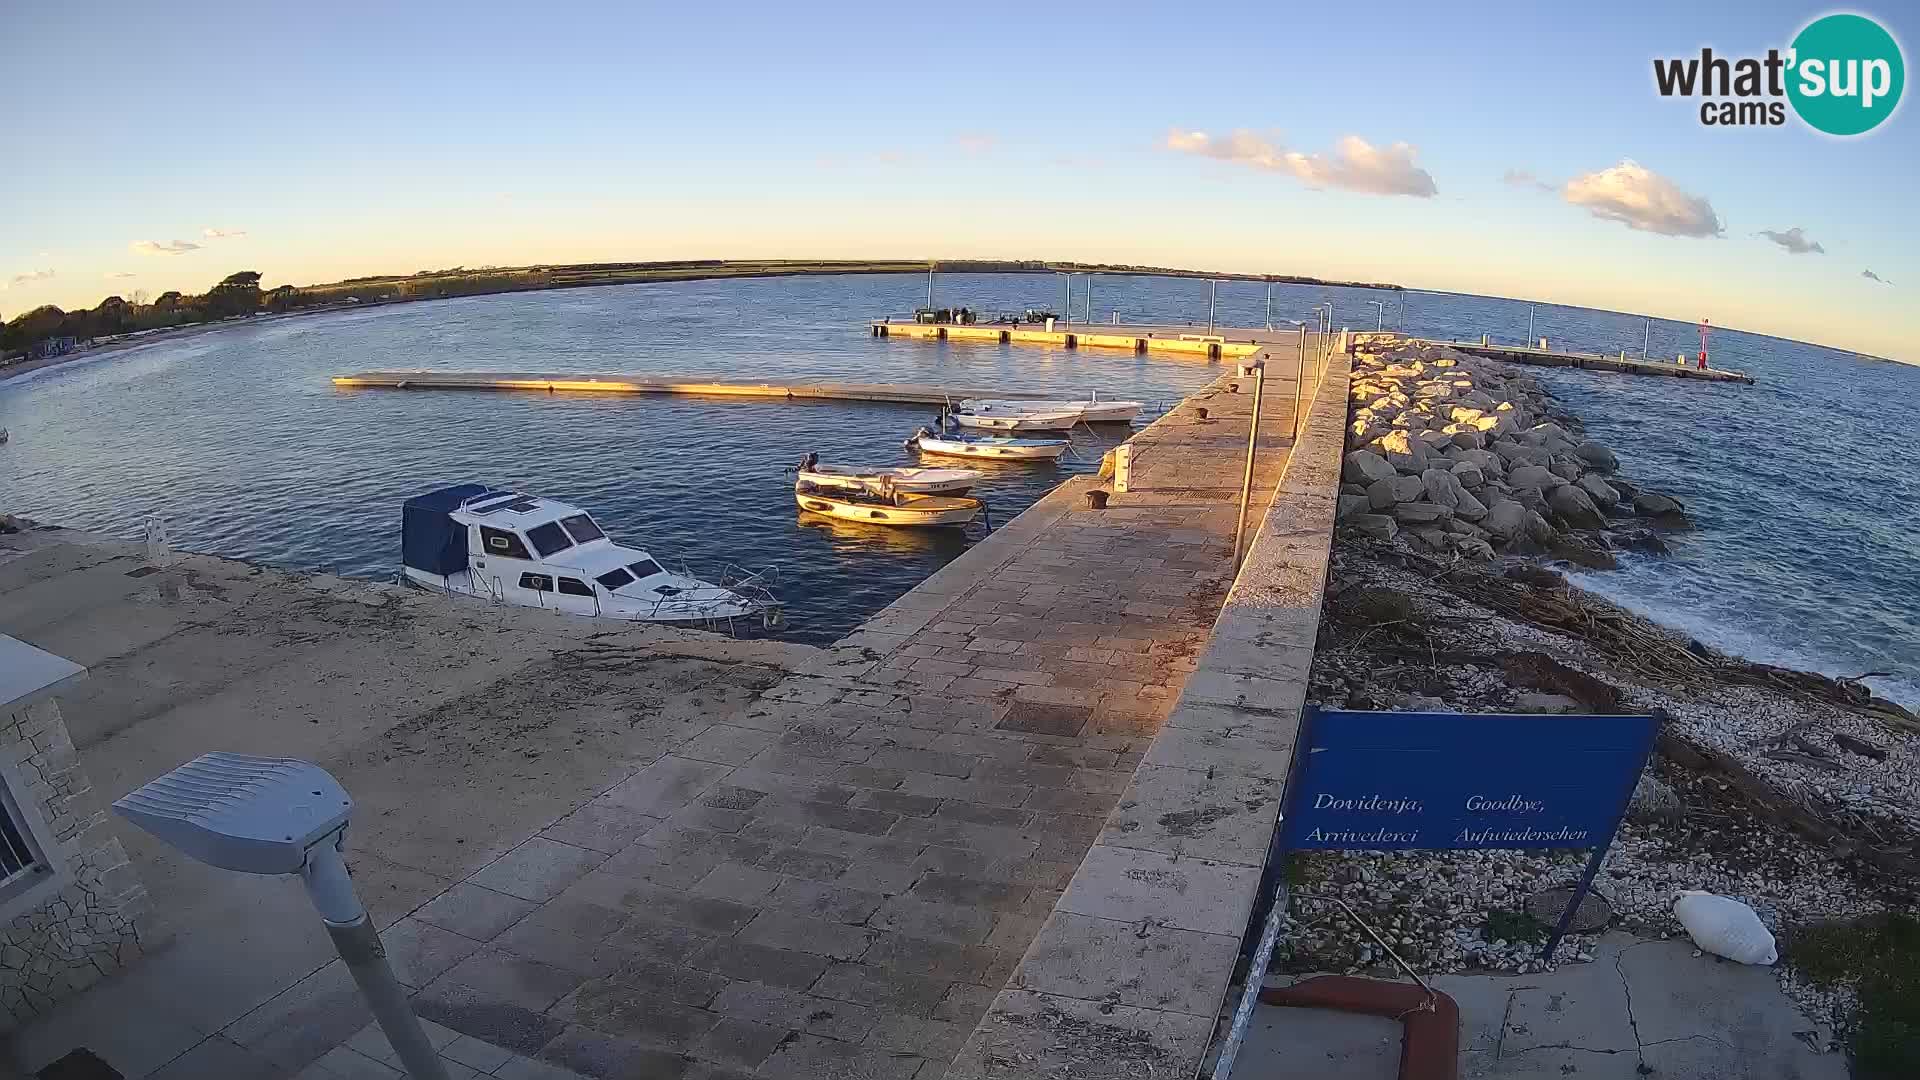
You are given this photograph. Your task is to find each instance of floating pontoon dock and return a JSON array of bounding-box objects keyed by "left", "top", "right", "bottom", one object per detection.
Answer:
[
  {"left": 1438, "top": 340, "right": 1755, "bottom": 383},
  {"left": 329, "top": 372, "right": 1055, "bottom": 404},
  {"left": 870, "top": 318, "right": 1267, "bottom": 360}
]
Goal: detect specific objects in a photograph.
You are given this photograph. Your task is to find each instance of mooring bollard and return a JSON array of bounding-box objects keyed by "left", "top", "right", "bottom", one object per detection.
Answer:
[{"left": 1084, "top": 490, "right": 1109, "bottom": 510}]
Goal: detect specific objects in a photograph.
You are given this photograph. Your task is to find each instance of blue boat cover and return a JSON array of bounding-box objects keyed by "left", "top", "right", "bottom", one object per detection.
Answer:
[{"left": 402, "top": 484, "right": 494, "bottom": 575}]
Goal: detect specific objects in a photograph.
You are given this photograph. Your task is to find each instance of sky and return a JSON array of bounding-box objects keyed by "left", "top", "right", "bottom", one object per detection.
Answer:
[{"left": 3, "top": 0, "right": 1915, "bottom": 361}]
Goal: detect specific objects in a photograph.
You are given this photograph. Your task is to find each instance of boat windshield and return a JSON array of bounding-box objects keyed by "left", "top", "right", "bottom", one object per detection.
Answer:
[
  {"left": 628, "top": 558, "right": 665, "bottom": 580},
  {"left": 526, "top": 521, "right": 573, "bottom": 558},
  {"left": 561, "top": 514, "right": 605, "bottom": 544},
  {"left": 595, "top": 567, "right": 634, "bottom": 590}
]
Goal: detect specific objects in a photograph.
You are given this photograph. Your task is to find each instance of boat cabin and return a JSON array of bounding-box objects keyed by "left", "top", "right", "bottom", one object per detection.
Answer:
[{"left": 402, "top": 484, "right": 704, "bottom": 617}]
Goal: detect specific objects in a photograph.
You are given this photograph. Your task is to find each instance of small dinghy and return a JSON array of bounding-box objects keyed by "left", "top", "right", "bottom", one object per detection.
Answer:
[
  {"left": 794, "top": 453, "right": 981, "bottom": 495},
  {"left": 961, "top": 397, "right": 1144, "bottom": 423},
  {"left": 401, "top": 485, "right": 779, "bottom": 625},
  {"left": 949, "top": 405, "right": 1085, "bottom": 432},
  {"left": 906, "top": 427, "right": 1068, "bottom": 461},
  {"left": 794, "top": 477, "right": 981, "bottom": 527}
]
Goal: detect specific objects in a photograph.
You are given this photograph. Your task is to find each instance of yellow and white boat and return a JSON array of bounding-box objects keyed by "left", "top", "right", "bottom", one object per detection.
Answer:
[{"left": 794, "top": 482, "right": 981, "bottom": 527}]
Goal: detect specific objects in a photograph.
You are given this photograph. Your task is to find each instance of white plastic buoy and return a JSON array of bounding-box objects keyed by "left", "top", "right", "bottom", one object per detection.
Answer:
[
  {"left": 115, "top": 754, "right": 450, "bottom": 1079},
  {"left": 1673, "top": 890, "right": 1778, "bottom": 965}
]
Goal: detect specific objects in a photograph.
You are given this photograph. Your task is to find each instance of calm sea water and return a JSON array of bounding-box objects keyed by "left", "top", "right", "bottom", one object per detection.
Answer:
[{"left": 2, "top": 274, "right": 1915, "bottom": 703}]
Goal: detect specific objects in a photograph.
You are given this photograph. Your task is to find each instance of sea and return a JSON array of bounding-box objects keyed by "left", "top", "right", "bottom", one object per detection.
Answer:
[{"left": 2, "top": 273, "right": 1914, "bottom": 705}]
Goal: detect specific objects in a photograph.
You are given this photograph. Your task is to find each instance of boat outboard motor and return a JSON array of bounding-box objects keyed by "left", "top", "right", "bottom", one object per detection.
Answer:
[{"left": 800, "top": 451, "right": 819, "bottom": 471}]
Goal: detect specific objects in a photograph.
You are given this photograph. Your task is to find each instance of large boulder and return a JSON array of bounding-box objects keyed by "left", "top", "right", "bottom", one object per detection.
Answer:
[
  {"left": 1366, "top": 474, "right": 1426, "bottom": 509},
  {"left": 1394, "top": 501, "right": 1454, "bottom": 525},
  {"left": 1343, "top": 449, "right": 1399, "bottom": 486},
  {"left": 1577, "top": 474, "right": 1620, "bottom": 508},
  {"left": 1448, "top": 406, "right": 1486, "bottom": 424},
  {"left": 1451, "top": 462, "right": 1486, "bottom": 489},
  {"left": 1420, "top": 467, "right": 1469, "bottom": 510},
  {"left": 1454, "top": 488, "right": 1488, "bottom": 521},
  {"left": 1337, "top": 494, "right": 1371, "bottom": 521},
  {"left": 1414, "top": 429, "right": 1455, "bottom": 454},
  {"left": 1371, "top": 430, "right": 1427, "bottom": 473},
  {"left": 1493, "top": 441, "right": 1551, "bottom": 467},
  {"left": 1352, "top": 514, "right": 1398, "bottom": 541},
  {"left": 1574, "top": 440, "right": 1619, "bottom": 472},
  {"left": 1445, "top": 427, "right": 1487, "bottom": 451},
  {"left": 1454, "top": 536, "right": 1495, "bottom": 561},
  {"left": 1523, "top": 422, "right": 1575, "bottom": 451},
  {"left": 1549, "top": 458, "right": 1583, "bottom": 482},
  {"left": 1548, "top": 483, "right": 1606, "bottom": 529},
  {"left": 1484, "top": 500, "right": 1545, "bottom": 542},
  {"left": 1634, "top": 491, "right": 1687, "bottom": 518},
  {"left": 1508, "top": 464, "right": 1563, "bottom": 491},
  {"left": 1455, "top": 448, "right": 1504, "bottom": 476}
]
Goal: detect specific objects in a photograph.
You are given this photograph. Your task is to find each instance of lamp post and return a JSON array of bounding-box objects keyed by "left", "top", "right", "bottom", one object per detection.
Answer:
[
  {"left": 1062, "top": 274, "right": 1072, "bottom": 328},
  {"left": 1207, "top": 279, "right": 1219, "bottom": 335},
  {"left": 926, "top": 266, "right": 934, "bottom": 311},
  {"left": 1231, "top": 360, "right": 1265, "bottom": 571},
  {"left": 1642, "top": 317, "right": 1652, "bottom": 360},
  {"left": 1366, "top": 300, "right": 1384, "bottom": 330},
  {"left": 1281, "top": 319, "right": 1309, "bottom": 439},
  {"left": 1265, "top": 281, "right": 1274, "bottom": 331}
]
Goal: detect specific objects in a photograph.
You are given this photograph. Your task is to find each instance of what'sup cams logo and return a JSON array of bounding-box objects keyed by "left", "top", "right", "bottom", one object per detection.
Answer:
[{"left": 1654, "top": 12, "right": 1904, "bottom": 135}]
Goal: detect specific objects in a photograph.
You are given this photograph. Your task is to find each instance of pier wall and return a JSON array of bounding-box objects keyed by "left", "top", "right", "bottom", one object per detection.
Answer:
[{"left": 873, "top": 320, "right": 1266, "bottom": 360}]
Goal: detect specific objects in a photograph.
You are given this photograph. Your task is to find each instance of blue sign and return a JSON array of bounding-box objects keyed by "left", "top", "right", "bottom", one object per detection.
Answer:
[{"left": 1282, "top": 708, "right": 1657, "bottom": 851}]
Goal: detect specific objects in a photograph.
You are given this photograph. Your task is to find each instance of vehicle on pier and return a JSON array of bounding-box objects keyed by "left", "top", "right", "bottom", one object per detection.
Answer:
[
  {"left": 400, "top": 485, "right": 778, "bottom": 626},
  {"left": 905, "top": 428, "right": 1068, "bottom": 461}
]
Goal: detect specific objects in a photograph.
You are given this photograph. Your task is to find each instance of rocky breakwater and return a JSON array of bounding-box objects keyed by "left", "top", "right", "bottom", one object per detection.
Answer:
[{"left": 1337, "top": 341, "right": 1688, "bottom": 567}]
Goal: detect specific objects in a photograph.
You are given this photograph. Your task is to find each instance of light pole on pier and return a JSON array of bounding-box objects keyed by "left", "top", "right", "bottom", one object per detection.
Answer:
[
  {"left": 1526, "top": 304, "right": 1536, "bottom": 346},
  {"left": 1642, "top": 317, "right": 1652, "bottom": 360},
  {"left": 1265, "top": 281, "right": 1274, "bottom": 330},
  {"left": 1207, "top": 279, "right": 1219, "bottom": 335},
  {"left": 1062, "top": 274, "right": 1072, "bottom": 328},
  {"left": 1366, "top": 300, "right": 1384, "bottom": 330},
  {"left": 1086, "top": 275, "right": 1094, "bottom": 323},
  {"left": 927, "top": 266, "right": 935, "bottom": 311}
]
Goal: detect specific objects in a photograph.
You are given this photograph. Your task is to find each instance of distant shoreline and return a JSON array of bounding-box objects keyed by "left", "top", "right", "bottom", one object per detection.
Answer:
[{"left": 3, "top": 260, "right": 1403, "bottom": 388}]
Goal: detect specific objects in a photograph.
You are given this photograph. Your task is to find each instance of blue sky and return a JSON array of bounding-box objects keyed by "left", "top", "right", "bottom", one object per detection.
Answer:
[{"left": 3, "top": 0, "right": 1914, "bottom": 359}]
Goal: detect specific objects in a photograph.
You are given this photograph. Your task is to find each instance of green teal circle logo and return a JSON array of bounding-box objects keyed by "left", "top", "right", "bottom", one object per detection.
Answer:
[{"left": 1788, "top": 13, "right": 1904, "bottom": 135}]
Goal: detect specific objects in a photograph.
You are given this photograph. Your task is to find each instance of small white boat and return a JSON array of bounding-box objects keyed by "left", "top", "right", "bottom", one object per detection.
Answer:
[
  {"left": 961, "top": 397, "right": 1144, "bottom": 423},
  {"left": 401, "top": 485, "right": 778, "bottom": 624},
  {"left": 950, "top": 405, "right": 1086, "bottom": 432},
  {"left": 795, "top": 454, "right": 981, "bottom": 495},
  {"left": 906, "top": 428, "right": 1068, "bottom": 461},
  {"left": 794, "top": 483, "right": 981, "bottom": 527}
]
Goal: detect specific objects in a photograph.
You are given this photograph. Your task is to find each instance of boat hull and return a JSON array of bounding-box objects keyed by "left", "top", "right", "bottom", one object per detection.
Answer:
[
  {"left": 794, "top": 490, "right": 979, "bottom": 527},
  {"left": 402, "top": 567, "right": 764, "bottom": 622},
  {"left": 797, "top": 466, "right": 980, "bottom": 495},
  {"left": 962, "top": 398, "right": 1143, "bottom": 423},
  {"left": 913, "top": 436, "right": 1066, "bottom": 461},
  {"left": 951, "top": 412, "right": 1081, "bottom": 432}
]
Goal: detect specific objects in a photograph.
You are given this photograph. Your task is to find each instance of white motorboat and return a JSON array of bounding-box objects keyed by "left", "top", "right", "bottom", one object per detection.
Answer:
[
  {"left": 949, "top": 405, "right": 1085, "bottom": 432},
  {"left": 795, "top": 454, "right": 981, "bottom": 495},
  {"left": 401, "top": 485, "right": 778, "bottom": 625},
  {"left": 906, "top": 428, "right": 1068, "bottom": 461},
  {"left": 961, "top": 397, "right": 1144, "bottom": 423},
  {"left": 794, "top": 482, "right": 981, "bottom": 527}
]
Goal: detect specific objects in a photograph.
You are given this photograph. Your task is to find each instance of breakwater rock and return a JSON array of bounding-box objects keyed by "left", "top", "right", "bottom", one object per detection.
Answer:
[{"left": 1337, "top": 340, "right": 1688, "bottom": 562}]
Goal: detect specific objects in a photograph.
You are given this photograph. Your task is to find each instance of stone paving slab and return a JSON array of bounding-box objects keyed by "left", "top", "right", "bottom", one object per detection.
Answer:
[{"left": 1245, "top": 934, "right": 1847, "bottom": 1080}]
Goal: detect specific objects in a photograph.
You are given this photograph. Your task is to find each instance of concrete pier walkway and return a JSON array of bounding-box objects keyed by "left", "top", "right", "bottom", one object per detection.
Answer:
[{"left": 330, "top": 372, "right": 1059, "bottom": 405}]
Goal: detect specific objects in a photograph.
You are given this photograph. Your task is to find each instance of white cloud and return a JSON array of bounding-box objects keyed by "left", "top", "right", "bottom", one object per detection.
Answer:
[
  {"left": 1501, "top": 168, "right": 1554, "bottom": 192},
  {"left": 105, "top": 271, "right": 137, "bottom": 279},
  {"left": 1758, "top": 227, "right": 1824, "bottom": 254},
  {"left": 954, "top": 133, "right": 996, "bottom": 155},
  {"left": 1560, "top": 160, "right": 1721, "bottom": 238},
  {"left": 5, "top": 269, "right": 54, "bottom": 288},
  {"left": 1863, "top": 269, "right": 1893, "bottom": 284},
  {"left": 1163, "top": 129, "right": 1437, "bottom": 197},
  {"left": 202, "top": 227, "right": 248, "bottom": 240},
  {"left": 131, "top": 239, "right": 201, "bottom": 256}
]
